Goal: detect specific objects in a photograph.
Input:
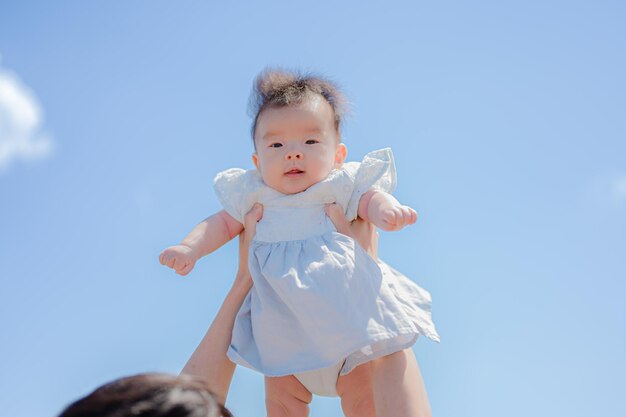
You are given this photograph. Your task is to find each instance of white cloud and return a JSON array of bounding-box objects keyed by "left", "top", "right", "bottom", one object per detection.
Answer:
[
  {"left": 0, "top": 62, "right": 54, "bottom": 172},
  {"left": 612, "top": 176, "right": 626, "bottom": 204}
]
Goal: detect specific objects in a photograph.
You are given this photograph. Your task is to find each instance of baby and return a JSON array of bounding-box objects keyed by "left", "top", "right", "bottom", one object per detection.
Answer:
[{"left": 160, "top": 69, "right": 439, "bottom": 416}]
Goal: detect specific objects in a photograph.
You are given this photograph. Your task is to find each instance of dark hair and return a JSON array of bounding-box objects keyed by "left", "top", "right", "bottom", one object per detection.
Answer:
[
  {"left": 58, "top": 373, "right": 233, "bottom": 417},
  {"left": 248, "top": 68, "right": 349, "bottom": 139}
]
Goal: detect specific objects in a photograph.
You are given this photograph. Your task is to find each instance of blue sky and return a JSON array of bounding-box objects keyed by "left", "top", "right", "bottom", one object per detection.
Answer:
[{"left": 1, "top": 1, "right": 625, "bottom": 416}]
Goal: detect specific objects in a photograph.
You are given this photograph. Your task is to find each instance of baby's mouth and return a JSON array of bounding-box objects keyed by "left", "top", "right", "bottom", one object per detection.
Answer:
[{"left": 285, "top": 168, "right": 304, "bottom": 176}]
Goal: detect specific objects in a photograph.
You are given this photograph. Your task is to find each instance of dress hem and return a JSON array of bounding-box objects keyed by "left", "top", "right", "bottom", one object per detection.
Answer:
[{"left": 228, "top": 326, "right": 432, "bottom": 378}]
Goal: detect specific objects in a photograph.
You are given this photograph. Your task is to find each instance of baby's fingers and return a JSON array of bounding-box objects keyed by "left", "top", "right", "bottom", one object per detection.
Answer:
[
  {"left": 160, "top": 252, "right": 175, "bottom": 269},
  {"left": 380, "top": 206, "right": 417, "bottom": 231},
  {"left": 177, "top": 261, "right": 194, "bottom": 276},
  {"left": 171, "top": 256, "right": 182, "bottom": 271},
  {"left": 380, "top": 209, "right": 399, "bottom": 230},
  {"left": 405, "top": 206, "right": 418, "bottom": 225},
  {"left": 158, "top": 249, "right": 172, "bottom": 266},
  {"left": 390, "top": 207, "right": 418, "bottom": 230},
  {"left": 396, "top": 206, "right": 417, "bottom": 226}
]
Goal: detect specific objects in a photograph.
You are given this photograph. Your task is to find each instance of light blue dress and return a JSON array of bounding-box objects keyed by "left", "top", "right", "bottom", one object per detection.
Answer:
[{"left": 215, "top": 148, "right": 440, "bottom": 379}]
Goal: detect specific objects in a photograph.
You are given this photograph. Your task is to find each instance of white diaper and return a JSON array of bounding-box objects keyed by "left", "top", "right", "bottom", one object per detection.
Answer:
[{"left": 293, "top": 361, "right": 345, "bottom": 397}]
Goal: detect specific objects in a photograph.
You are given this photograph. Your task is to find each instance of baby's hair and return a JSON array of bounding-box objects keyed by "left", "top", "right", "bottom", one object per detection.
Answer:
[{"left": 248, "top": 68, "right": 349, "bottom": 140}]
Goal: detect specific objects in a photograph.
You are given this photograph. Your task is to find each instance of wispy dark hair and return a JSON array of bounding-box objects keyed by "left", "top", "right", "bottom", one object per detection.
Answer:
[
  {"left": 248, "top": 68, "right": 349, "bottom": 139},
  {"left": 58, "top": 373, "right": 233, "bottom": 417}
]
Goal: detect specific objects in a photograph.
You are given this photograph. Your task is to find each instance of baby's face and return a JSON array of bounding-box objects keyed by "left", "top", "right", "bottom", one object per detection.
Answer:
[{"left": 252, "top": 95, "right": 347, "bottom": 195}]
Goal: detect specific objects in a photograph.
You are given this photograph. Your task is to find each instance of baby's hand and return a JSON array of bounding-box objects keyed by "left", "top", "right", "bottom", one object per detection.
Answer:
[
  {"left": 377, "top": 204, "right": 418, "bottom": 231},
  {"left": 159, "top": 245, "right": 197, "bottom": 276},
  {"left": 364, "top": 191, "right": 418, "bottom": 232}
]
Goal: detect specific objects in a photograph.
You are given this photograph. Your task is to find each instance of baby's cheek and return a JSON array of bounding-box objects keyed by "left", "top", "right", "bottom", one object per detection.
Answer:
[{"left": 261, "top": 170, "right": 280, "bottom": 188}]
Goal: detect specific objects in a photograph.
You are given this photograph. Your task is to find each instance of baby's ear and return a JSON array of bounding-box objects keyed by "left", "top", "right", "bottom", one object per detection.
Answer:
[
  {"left": 334, "top": 143, "right": 347, "bottom": 167},
  {"left": 252, "top": 153, "right": 260, "bottom": 170}
]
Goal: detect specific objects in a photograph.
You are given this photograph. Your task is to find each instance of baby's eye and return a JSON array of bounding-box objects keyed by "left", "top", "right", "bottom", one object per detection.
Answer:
[
  {"left": 305, "top": 139, "right": 319, "bottom": 145},
  {"left": 269, "top": 143, "right": 283, "bottom": 148}
]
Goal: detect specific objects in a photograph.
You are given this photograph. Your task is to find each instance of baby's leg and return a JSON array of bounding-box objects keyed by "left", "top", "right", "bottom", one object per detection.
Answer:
[
  {"left": 265, "top": 375, "right": 312, "bottom": 417},
  {"left": 336, "top": 362, "right": 376, "bottom": 417},
  {"left": 370, "top": 348, "right": 432, "bottom": 417}
]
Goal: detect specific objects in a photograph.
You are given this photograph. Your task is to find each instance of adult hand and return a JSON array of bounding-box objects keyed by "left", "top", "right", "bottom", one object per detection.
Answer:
[
  {"left": 325, "top": 203, "right": 379, "bottom": 260},
  {"left": 233, "top": 203, "right": 263, "bottom": 291}
]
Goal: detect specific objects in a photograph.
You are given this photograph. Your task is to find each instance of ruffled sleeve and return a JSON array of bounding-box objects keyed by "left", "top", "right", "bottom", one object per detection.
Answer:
[
  {"left": 213, "top": 168, "right": 263, "bottom": 224},
  {"left": 344, "top": 148, "right": 397, "bottom": 220}
]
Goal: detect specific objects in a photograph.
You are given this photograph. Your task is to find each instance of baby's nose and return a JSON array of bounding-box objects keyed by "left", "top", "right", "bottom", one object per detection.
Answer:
[{"left": 285, "top": 150, "right": 303, "bottom": 160}]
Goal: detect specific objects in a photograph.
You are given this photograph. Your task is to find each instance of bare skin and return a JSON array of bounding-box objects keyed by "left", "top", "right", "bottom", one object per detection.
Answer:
[
  {"left": 159, "top": 100, "right": 416, "bottom": 278},
  {"left": 160, "top": 93, "right": 429, "bottom": 415},
  {"left": 178, "top": 207, "right": 258, "bottom": 404},
  {"left": 179, "top": 205, "right": 432, "bottom": 416}
]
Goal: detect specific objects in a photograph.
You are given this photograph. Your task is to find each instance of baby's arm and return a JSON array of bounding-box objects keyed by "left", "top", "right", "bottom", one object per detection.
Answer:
[
  {"left": 159, "top": 210, "right": 243, "bottom": 276},
  {"left": 357, "top": 190, "right": 417, "bottom": 232}
]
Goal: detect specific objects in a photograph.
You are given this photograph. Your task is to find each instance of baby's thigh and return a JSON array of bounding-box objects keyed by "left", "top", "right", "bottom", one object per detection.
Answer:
[
  {"left": 264, "top": 375, "right": 312, "bottom": 417},
  {"left": 336, "top": 363, "right": 376, "bottom": 417}
]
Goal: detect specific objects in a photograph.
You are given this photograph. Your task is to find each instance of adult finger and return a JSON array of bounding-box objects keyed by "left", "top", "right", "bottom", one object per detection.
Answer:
[
  {"left": 325, "top": 203, "right": 354, "bottom": 238},
  {"left": 351, "top": 218, "right": 379, "bottom": 260},
  {"left": 243, "top": 203, "right": 263, "bottom": 246},
  {"left": 237, "top": 204, "right": 263, "bottom": 274},
  {"left": 325, "top": 204, "right": 379, "bottom": 260}
]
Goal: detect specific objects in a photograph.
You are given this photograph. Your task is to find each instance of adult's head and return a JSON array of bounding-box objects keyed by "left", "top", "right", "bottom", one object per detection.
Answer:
[{"left": 58, "top": 373, "right": 233, "bottom": 417}]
